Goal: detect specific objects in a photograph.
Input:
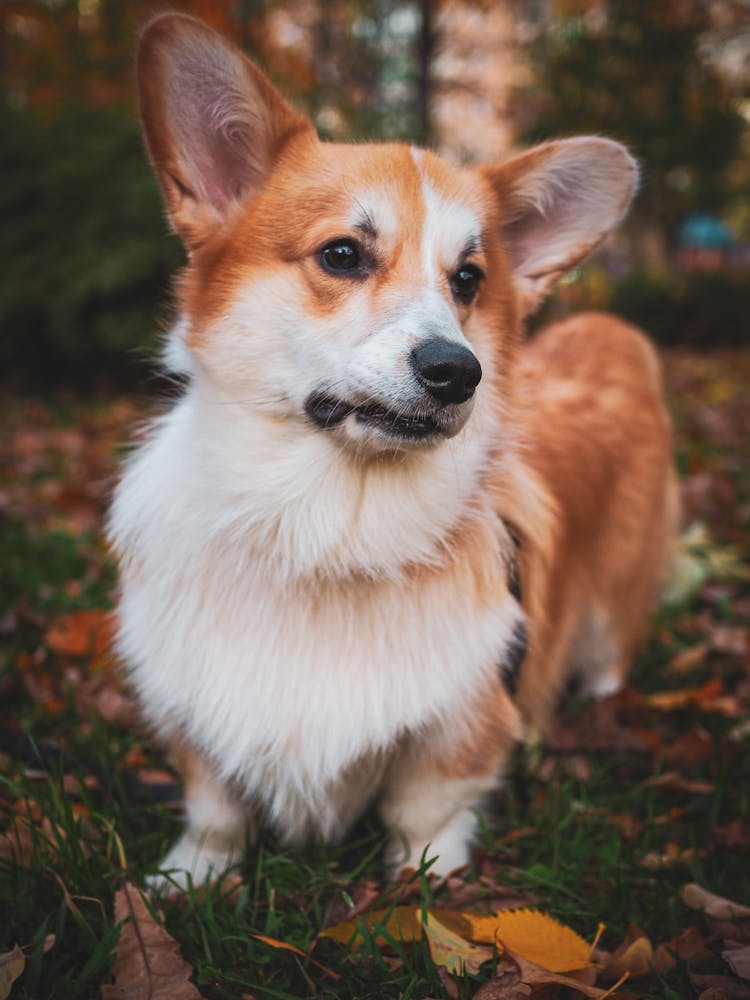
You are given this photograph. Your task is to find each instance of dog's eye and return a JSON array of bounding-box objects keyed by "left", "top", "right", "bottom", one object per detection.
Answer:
[
  {"left": 450, "top": 264, "right": 483, "bottom": 304},
  {"left": 320, "top": 239, "right": 362, "bottom": 274}
]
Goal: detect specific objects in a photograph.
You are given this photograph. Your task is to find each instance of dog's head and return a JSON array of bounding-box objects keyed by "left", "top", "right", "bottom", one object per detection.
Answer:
[{"left": 139, "top": 14, "right": 637, "bottom": 453}]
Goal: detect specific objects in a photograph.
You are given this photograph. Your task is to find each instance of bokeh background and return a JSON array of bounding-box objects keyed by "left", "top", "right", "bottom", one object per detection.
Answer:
[{"left": 2, "top": 0, "right": 749, "bottom": 387}]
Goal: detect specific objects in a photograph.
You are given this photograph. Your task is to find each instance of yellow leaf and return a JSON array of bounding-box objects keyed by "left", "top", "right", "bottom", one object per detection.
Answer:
[
  {"left": 466, "top": 908, "right": 592, "bottom": 973},
  {"left": 319, "top": 906, "right": 468, "bottom": 948},
  {"left": 319, "top": 906, "right": 422, "bottom": 946},
  {"left": 416, "top": 909, "right": 494, "bottom": 975}
]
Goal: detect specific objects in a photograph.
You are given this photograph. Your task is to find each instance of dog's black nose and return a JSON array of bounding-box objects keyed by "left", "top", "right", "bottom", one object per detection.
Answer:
[{"left": 410, "top": 338, "right": 482, "bottom": 405}]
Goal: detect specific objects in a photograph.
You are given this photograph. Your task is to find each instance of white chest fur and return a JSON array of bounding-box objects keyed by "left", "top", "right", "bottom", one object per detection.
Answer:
[{"left": 110, "top": 388, "right": 517, "bottom": 841}]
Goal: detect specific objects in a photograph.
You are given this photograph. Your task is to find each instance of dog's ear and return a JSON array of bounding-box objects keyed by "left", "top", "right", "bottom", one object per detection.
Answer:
[
  {"left": 482, "top": 138, "right": 638, "bottom": 315},
  {"left": 138, "top": 13, "right": 314, "bottom": 249}
]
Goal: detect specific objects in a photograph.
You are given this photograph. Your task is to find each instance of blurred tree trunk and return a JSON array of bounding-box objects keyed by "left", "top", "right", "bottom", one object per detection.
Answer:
[{"left": 416, "top": 0, "right": 437, "bottom": 145}]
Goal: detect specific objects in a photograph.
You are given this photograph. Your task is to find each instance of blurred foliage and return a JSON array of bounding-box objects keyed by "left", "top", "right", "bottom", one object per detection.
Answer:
[
  {"left": 539, "top": 267, "right": 750, "bottom": 348},
  {"left": 514, "top": 0, "right": 750, "bottom": 237},
  {"left": 0, "top": 103, "right": 183, "bottom": 384},
  {"left": 1, "top": 0, "right": 748, "bottom": 383}
]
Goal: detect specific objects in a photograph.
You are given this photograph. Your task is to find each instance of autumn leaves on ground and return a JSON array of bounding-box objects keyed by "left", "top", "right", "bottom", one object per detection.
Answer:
[{"left": 1, "top": 350, "right": 749, "bottom": 1000}]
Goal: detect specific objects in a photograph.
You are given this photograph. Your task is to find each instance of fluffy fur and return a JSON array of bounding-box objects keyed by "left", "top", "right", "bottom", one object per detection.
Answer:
[{"left": 109, "top": 14, "right": 677, "bottom": 888}]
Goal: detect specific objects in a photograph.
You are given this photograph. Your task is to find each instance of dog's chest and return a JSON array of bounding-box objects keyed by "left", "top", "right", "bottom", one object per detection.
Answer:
[
  {"left": 123, "top": 553, "right": 515, "bottom": 797},
  {"left": 113, "top": 399, "right": 517, "bottom": 837}
]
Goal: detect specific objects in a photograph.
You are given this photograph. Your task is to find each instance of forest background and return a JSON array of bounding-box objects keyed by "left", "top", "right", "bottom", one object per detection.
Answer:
[{"left": 2, "top": 0, "right": 750, "bottom": 384}]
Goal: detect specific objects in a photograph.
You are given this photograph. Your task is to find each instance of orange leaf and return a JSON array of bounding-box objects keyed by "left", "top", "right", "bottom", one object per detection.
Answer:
[
  {"left": 416, "top": 910, "right": 494, "bottom": 975},
  {"left": 466, "top": 908, "right": 592, "bottom": 973},
  {"left": 251, "top": 935, "right": 340, "bottom": 980},
  {"left": 44, "top": 609, "right": 113, "bottom": 661}
]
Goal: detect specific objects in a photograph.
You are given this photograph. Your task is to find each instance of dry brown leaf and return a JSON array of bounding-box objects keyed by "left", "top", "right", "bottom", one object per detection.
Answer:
[
  {"left": 692, "top": 973, "right": 750, "bottom": 999},
  {"left": 101, "top": 882, "right": 205, "bottom": 999},
  {"left": 547, "top": 697, "right": 650, "bottom": 754},
  {"left": 682, "top": 883, "right": 750, "bottom": 921},
  {"left": 645, "top": 679, "right": 742, "bottom": 717},
  {"left": 510, "top": 952, "right": 626, "bottom": 998},
  {"left": 724, "top": 945, "right": 750, "bottom": 980},
  {"left": 667, "top": 642, "right": 710, "bottom": 674},
  {"left": 640, "top": 770, "right": 714, "bottom": 795},
  {"left": 416, "top": 910, "right": 494, "bottom": 975},
  {"left": 472, "top": 962, "right": 531, "bottom": 999},
  {"left": 0, "top": 946, "right": 25, "bottom": 1000},
  {"left": 466, "top": 908, "right": 592, "bottom": 974},
  {"left": 653, "top": 926, "right": 711, "bottom": 972}
]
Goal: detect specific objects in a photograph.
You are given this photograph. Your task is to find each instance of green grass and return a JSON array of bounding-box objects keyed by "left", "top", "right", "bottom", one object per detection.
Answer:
[{"left": 1, "top": 372, "right": 749, "bottom": 998}]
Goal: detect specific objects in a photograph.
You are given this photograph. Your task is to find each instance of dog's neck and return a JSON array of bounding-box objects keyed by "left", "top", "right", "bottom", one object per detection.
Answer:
[{"left": 151, "top": 370, "right": 507, "bottom": 584}]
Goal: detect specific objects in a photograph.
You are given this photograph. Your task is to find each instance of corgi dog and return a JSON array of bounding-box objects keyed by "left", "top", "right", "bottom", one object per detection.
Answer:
[{"left": 109, "top": 13, "right": 678, "bottom": 889}]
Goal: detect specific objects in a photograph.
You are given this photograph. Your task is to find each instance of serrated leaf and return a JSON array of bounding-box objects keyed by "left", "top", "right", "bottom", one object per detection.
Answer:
[
  {"left": 416, "top": 910, "right": 494, "bottom": 975},
  {"left": 465, "top": 908, "right": 592, "bottom": 973}
]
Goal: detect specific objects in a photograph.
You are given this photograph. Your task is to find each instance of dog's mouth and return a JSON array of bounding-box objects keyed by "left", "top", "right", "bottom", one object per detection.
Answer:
[{"left": 304, "top": 393, "right": 442, "bottom": 442}]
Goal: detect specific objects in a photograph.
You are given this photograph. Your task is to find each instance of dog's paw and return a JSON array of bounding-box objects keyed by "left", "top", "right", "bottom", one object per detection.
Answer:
[
  {"left": 146, "top": 834, "right": 241, "bottom": 895},
  {"left": 385, "top": 830, "right": 470, "bottom": 882}
]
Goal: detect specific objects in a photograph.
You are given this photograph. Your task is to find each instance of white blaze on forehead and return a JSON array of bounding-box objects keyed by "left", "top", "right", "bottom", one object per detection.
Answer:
[
  {"left": 410, "top": 147, "right": 482, "bottom": 287},
  {"left": 346, "top": 187, "right": 400, "bottom": 245}
]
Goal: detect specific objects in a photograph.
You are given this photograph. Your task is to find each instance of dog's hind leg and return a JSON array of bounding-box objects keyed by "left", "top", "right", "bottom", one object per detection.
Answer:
[
  {"left": 148, "top": 745, "right": 249, "bottom": 893},
  {"left": 565, "top": 606, "right": 628, "bottom": 698}
]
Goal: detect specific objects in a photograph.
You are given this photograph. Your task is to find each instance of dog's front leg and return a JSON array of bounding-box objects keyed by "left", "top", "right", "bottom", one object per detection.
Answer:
[
  {"left": 149, "top": 745, "right": 250, "bottom": 893},
  {"left": 380, "top": 698, "right": 520, "bottom": 878}
]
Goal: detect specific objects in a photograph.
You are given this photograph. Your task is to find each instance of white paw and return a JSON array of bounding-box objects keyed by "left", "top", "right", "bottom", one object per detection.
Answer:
[
  {"left": 385, "top": 828, "right": 471, "bottom": 880},
  {"left": 579, "top": 668, "right": 623, "bottom": 699},
  {"left": 146, "top": 834, "right": 241, "bottom": 894}
]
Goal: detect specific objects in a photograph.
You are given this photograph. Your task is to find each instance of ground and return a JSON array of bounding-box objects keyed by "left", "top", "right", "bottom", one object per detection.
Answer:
[{"left": 1, "top": 347, "right": 749, "bottom": 1000}]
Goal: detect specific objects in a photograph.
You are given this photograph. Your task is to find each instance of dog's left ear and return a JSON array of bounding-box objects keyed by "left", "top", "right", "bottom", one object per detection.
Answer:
[{"left": 482, "top": 137, "right": 638, "bottom": 315}]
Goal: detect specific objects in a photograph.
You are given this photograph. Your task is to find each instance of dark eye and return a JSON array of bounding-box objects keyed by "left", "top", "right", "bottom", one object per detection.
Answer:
[
  {"left": 450, "top": 264, "right": 483, "bottom": 304},
  {"left": 320, "top": 239, "right": 362, "bottom": 274}
]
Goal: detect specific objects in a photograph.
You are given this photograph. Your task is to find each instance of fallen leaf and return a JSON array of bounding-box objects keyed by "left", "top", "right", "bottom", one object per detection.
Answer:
[
  {"left": 416, "top": 909, "right": 494, "bottom": 975},
  {"left": 682, "top": 883, "right": 750, "bottom": 921},
  {"left": 466, "top": 909, "right": 592, "bottom": 973},
  {"left": 101, "top": 882, "right": 205, "bottom": 999},
  {"left": 44, "top": 609, "right": 113, "bottom": 661},
  {"left": 251, "top": 935, "right": 340, "bottom": 980},
  {"left": 320, "top": 905, "right": 422, "bottom": 945},
  {"left": 510, "top": 952, "right": 626, "bottom": 998},
  {"left": 724, "top": 945, "right": 750, "bottom": 980},
  {"left": 640, "top": 771, "right": 714, "bottom": 795},
  {"left": 667, "top": 642, "right": 710, "bottom": 674},
  {"left": 692, "top": 973, "right": 750, "bottom": 999},
  {"left": 547, "top": 697, "right": 650, "bottom": 754},
  {"left": 0, "top": 946, "right": 25, "bottom": 1000},
  {"left": 599, "top": 925, "right": 653, "bottom": 980},
  {"left": 472, "top": 962, "right": 531, "bottom": 998},
  {"left": 653, "top": 926, "right": 710, "bottom": 972}
]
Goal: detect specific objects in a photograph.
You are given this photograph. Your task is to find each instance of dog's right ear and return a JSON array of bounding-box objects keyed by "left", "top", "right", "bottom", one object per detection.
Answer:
[{"left": 138, "top": 13, "right": 313, "bottom": 249}]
